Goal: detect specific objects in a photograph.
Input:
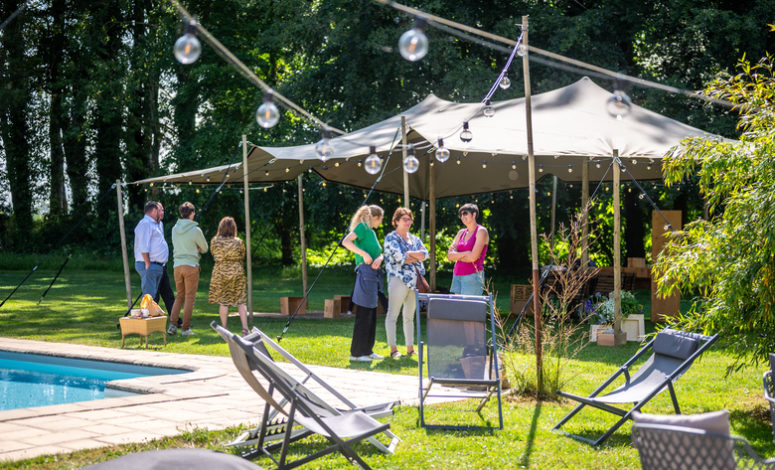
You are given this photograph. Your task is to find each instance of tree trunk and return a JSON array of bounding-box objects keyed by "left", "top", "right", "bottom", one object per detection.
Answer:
[
  {"left": 92, "top": 1, "right": 125, "bottom": 221},
  {"left": 0, "top": 0, "right": 34, "bottom": 238},
  {"left": 47, "top": 0, "right": 68, "bottom": 217}
]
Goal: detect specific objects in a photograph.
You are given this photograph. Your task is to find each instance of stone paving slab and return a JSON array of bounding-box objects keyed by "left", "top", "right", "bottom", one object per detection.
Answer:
[{"left": 0, "top": 337, "right": 424, "bottom": 463}]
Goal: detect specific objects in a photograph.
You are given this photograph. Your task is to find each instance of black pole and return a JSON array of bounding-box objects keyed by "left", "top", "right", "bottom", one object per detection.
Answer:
[
  {"left": 0, "top": 265, "right": 39, "bottom": 308},
  {"left": 37, "top": 255, "right": 71, "bottom": 305},
  {"left": 116, "top": 291, "right": 145, "bottom": 329}
]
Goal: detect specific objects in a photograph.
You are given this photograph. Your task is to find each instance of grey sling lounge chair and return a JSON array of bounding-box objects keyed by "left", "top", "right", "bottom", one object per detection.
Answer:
[
  {"left": 416, "top": 293, "right": 503, "bottom": 430},
  {"left": 553, "top": 328, "right": 718, "bottom": 445},
  {"left": 212, "top": 323, "right": 398, "bottom": 469},
  {"left": 632, "top": 411, "right": 775, "bottom": 470}
]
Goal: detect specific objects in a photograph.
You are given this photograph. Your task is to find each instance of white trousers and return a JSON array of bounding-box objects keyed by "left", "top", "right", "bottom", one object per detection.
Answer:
[{"left": 386, "top": 276, "right": 416, "bottom": 347}]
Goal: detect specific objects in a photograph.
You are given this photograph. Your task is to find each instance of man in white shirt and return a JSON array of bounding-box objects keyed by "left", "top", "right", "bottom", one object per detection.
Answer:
[{"left": 134, "top": 201, "right": 169, "bottom": 298}]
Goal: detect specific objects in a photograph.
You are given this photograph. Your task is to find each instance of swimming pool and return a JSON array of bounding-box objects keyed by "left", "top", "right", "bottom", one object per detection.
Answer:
[{"left": 0, "top": 351, "right": 186, "bottom": 411}]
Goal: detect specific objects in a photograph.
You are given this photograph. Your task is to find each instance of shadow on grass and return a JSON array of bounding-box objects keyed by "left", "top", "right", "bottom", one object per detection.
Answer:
[{"left": 519, "top": 401, "right": 541, "bottom": 467}]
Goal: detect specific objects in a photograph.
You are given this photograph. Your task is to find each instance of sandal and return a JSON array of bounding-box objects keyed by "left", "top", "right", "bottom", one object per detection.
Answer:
[
  {"left": 390, "top": 350, "right": 402, "bottom": 359},
  {"left": 406, "top": 350, "right": 415, "bottom": 357},
  {"left": 241, "top": 328, "right": 249, "bottom": 336}
]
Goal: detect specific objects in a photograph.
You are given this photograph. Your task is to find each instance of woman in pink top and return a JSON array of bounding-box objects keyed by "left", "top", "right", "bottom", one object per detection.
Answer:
[{"left": 447, "top": 203, "right": 489, "bottom": 295}]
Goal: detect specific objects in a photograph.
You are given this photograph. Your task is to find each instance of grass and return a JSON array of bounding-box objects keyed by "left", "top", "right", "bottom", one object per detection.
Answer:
[{"left": 1, "top": 265, "right": 773, "bottom": 469}]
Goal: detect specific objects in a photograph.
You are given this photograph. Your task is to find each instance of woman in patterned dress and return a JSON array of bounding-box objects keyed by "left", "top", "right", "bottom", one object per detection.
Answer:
[
  {"left": 208, "top": 217, "right": 249, "bottom": 335},
  {"left": 383, "top": 207, "right": 427, "bottom": 359}
]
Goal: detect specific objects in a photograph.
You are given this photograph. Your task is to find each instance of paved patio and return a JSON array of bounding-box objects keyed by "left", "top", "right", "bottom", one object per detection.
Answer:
[{"left": 0, "top": 337, "right": 422, "bottom": 463}]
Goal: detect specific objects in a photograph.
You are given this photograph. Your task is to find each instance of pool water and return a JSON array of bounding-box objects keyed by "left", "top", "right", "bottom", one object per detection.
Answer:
[{"left": 0, "top": 351, "right": 186, "bottom": 411}]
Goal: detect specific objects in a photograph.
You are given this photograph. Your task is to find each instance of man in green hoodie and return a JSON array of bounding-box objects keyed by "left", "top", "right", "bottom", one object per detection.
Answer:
[{"left": 168, "top": 202, "right": 209, "bottom": 336}]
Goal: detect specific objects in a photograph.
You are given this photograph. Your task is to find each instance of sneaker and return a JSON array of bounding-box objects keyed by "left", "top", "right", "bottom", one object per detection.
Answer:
[
  {"left": 181, "top": 329, "right": 195, "bottom": 336},
  {"left": 349, "top": 355, "right": 372, "bottom": 362},
  {"left": 369, "top": 352, "right": 384, "bottom": 360},
  {"left": 167, "top": 325, "right": 177, "bottom": 335}
]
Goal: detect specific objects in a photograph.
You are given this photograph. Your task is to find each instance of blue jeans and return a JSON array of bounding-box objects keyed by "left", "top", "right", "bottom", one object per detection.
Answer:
[
  {"left": 450, "top": 271, "right": 484, "bottom": 296},
  {"left": 135, "top": 262, "right": 164, "bottom": 298}
]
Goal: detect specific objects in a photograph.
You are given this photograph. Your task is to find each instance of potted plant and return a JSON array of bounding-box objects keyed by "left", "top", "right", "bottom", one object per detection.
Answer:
[{"left": 587, "top": 291, "right": 642, "bottom": 346}]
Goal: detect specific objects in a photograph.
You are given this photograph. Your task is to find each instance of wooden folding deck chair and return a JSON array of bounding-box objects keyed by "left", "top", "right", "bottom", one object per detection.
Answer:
[
  {"left": 212, "top": 323, "right": 398, "bottom": 469},
  {"left": 416, "top": 293, "right": 503, "bottom": 430},
  {"left": 553, "top": 328, "right": 718, "bottom": 445},
  {"left": 763, "top": 354, "right": 775, "bottom": 445}
]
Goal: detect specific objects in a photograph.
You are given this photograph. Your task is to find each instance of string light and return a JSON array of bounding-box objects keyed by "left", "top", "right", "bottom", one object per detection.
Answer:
[
  {"left": 256, "top": 92, "right": 280, "bottom": 128},
  {"left": 482, "top": 161, "right": 487, "bottom": 169},
  {"left": 567, "top": 164, "right": 573, "bottom": 173},
  {"left": 435, "top": 138, "right": 450, "bottom": 163},
  {"left": 459, "top": 122, "right": 473, "bottom": 143},
  {"left": 517, "top": 44, "right": 527, "bottom": 57},
  {"left": 606, "top": 89, "right": 632, "bottom": 120},
  {"left": 594, "top": 160, "right": 601, "bottom": 169},
  {"left": 264, "top": 170, "right": 269, "bottom": 176},
  {"left": 511, "top": 162, "right": 517, "bottom": 170},
  {"left": 499, "top": 76, "right": 511, "bottom": 90},
  {"left": 538, "top": 164, "right": 544, "bottom": 173},
  {"left": 174, "top": 19, "right": 201, "bottom": 64},
  {"left": 285, "top": 167, "right": 290, "bottom": 173},
  {"left": 483, "top": 100, "right": 495, "bottom": 118},
  {"left": 456, "top": 156, "right": 461, "bottom": 165},
  {"left": 188, "top": 180, "right": 192, "bottom": 185},
  {"left": 315, "top": 129, "right": 334, "bottom": 161},
  {"left": 398, "top": 17, "right": 429, "bottom": 61},
  {"left": 334, "top": 162, "right": 340, "bottom": 167},
  {"left": 403, "top": 145, "right": 419, "bottom": 173},
  {"left": 364, "top": 146, "right": 382, "bottom": 175}
]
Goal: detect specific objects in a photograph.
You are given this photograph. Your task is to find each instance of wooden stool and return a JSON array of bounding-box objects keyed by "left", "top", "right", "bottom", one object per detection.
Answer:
[
  {"left": 119, "top": 316, "right": 167, "bottom": 348},
  {"left": 324, "top": 299, "right": 341, "bottom": 318}
]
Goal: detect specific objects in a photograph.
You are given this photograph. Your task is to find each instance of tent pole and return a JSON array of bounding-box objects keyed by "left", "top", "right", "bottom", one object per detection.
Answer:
[
  {"left": 429, "top": 160, "right": 436, "bottom": 291},
  {"left": 242, "top": 135, "right": 253, "bottom": 322},
  {"left": 298, "top": 175, "right": 308, "bottom": 296},
  {"left": 613, "top": 149, "right": 622, "bottom": 334},
  {"left": 522, "top": 15, "right": 543, "bottom": 396},
  {"left": 401, "top": 116, "right": 409, "bottom": 206},
  {"left": 581, "top": 159, "right": 589, "bottom": 266},
  {"left": 116, "top": 180, "right": 132, "bottom": 308}
]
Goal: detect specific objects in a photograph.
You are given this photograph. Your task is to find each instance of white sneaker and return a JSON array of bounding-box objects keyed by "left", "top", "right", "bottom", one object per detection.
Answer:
[
  {"left": 349, "top": 355, "right": 372, "bottom": 362},
  {"left": 167, "top": 325, "right": 177, "bottom": 335},
  {"left": 181, "top": 329, "right": 195, "bottom": 336},
  {"left": 369, "top": 352, "right": 384, "bottom": 360}
]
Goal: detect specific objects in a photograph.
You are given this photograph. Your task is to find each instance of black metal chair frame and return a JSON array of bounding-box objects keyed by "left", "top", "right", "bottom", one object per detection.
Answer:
[
  {"left": 415, "top": 292, "right": 503, "bottom": 430},
  {"left": 763, "top": 354, "right": 775, "bottom": 445},
  {"left": 553, "top": 329, "right": 718, "bottom": 445}
]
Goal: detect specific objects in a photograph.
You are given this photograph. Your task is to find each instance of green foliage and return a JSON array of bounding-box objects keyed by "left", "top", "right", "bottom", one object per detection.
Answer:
[
  {"left": 655, "top": 53, "right": 775, "bottom": 368},
  {"left": 589, "top": 291, "right": 644, "bottom": 326}
]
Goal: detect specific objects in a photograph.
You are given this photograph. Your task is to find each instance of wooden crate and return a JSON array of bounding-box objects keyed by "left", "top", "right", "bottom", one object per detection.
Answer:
[
  {"left": 324, "top": 299, "right": 341, "bottom": 318},
  {"left": 510, "top": 284, "right": 533, "bottom": 316},
  {"left": 334, "top": 295, "right": 352, "bottom": 314},
  {"left": 597, "top": 330, "right": 627, "bottom": 346},
  {"left": 280, "top": 297, "right": 307, "bottom": 316},
  {"left": 621, "top": 314, "right": 645, "bottom": 341}
]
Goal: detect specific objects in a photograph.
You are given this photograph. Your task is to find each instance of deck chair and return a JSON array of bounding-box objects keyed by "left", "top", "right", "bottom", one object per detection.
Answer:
[
  {"left": 632, "top": 411, "right": 775, "bottom": 470},
  {"left": 416, "top": 293, "right": 503, "bottom": 430},
  {"left": 763, "top": 354, "right": 775, "bottom": 444},
  {"left": 212, "top": 323, "right": 398, "bottom": 469},
  {"left": 212, "top": 323, "right": 397, "bottom": 453},
  {"left": 553, "top": 328, "right": 718, "bottom": 445}
]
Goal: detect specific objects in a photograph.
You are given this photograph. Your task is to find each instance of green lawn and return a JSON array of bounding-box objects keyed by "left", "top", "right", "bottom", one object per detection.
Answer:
[{"left": 0, "top": 266, "right": 773, "bottom": 469}]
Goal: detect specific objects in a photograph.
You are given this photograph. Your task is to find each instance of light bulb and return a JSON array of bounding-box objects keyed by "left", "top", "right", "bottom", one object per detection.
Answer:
[
  {"left": 364, "top": 146, "right": 382, "bottom": 175},
  {"left": 483, "top": 100, "right": 495, "bottom": 118},
  {"left": 517, "top": 44, "right": 527, "bottom": 57},
  {"left": 511, "top": 162, "right": 517, "bottom": 170},
  {"left": 256, "top": 92, "right": 280, "bottom": 128},
  {"left": 460, "top": 122, "right": 473, "bottom": 143},
  {"left": 315, "top": 129, "right": 334, "bottom": 161},
  {"left": 568, "top": 165, "right": 573, "bottom": 173},
  {"left": 646, "top": 164, "right": 653, "bottom": 171},
  {"left": 538, "top": 164, "right": 544, "bottom": 173},
  {"left": 403, "top": 146, "right": 419, "bottom": 173},
  {"left": 482, "top": 161, "right": 487, "bottom": 169},
  {"left": 639, "top": 193, "right": 645, "bottom": 200},
  {"left": 631, "top": 159, "right": 637, "bottom": 165},
  {"left": 435, "top": 138, "right": 450, "bottom": 163},
  {"left": 606, "top": 89, "right": 632, "bottom": 120},
  {"left": 499, "top": 76, "right": 511, "bottom": 90},
  {"left": 595, "top": 160, "right": 601, "bottom": 169},
  {"left": 398, "top": 17, "right": 428, "bottom": 62},
  {"left": 174, "top": 20, "right": 201, "bottom": 64}
]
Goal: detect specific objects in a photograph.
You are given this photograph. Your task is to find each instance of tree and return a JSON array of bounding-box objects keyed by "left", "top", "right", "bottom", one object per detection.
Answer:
[{"left": 654, "top": 49, "right": 775, "bottom": 368}]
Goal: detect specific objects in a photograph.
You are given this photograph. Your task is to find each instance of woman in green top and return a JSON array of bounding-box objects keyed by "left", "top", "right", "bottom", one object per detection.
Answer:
[{"left": 341, "top": 205, "right": 384, "bottom": 362}]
